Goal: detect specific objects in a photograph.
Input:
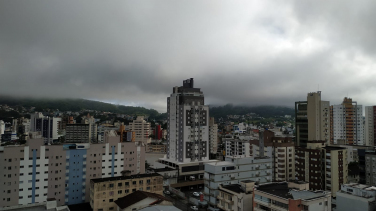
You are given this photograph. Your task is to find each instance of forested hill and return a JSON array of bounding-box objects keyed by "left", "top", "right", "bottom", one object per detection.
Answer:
[
  {"left": 0, "top": 96, "right": 161, "bottom": 117},
  {"left": 209, "top": 104, "right": 294, "bottom": 119}
]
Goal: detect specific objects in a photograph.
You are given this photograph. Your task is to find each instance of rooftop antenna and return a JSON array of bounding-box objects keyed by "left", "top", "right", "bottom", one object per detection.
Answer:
[{"left": 318, "top": 84, "right": 319, "bottom": 91}]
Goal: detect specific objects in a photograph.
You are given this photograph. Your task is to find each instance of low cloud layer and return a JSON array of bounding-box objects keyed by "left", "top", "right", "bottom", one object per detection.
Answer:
[{"left": 1, "top": 1, "right": 376, "bottom": 112}]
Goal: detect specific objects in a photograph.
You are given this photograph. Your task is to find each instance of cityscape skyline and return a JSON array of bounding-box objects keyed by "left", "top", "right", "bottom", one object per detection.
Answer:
[{"left": 2, "top": 1, "right": 376, "bottom": 112}]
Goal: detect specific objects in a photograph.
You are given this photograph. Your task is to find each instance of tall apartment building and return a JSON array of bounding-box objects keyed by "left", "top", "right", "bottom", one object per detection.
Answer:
[
  {"left": 336, "top": 183, "right": 376, "bottom": 211},
  {"left": 331, "top": 97, "right": 364, "bottom": 145},
  {"left": 204, "top": 156, "right": 272, "bottom": 207},
  {"left": 295, "top": 91, "right": 330, "bottom": 147},
  {"left": 166, "top": 78, "right": 209, "bottom": 163},
  {"left": 365, "top": 106, "right": 376, "bottom": 146},
  {"left": 253, "top": 181, "right": 331, "bottom": 211},
  {"left": 209, "top": 117, "right": 218, "bottom": 154},
  {"left": 250, "top": 130, "right": 295, "bottom": 182},
  {"left": 128, "top": 116, "right": 151, "bottom": 145},
  {"left": 81, "top": 114, "right": 98, "bottom": 143},
  {"left": 296, "top": 141, "right": 347, "bottom": 197},
  {"left": 90, "top": 173, "right": 163, "bottom": 211},
  {"left": 0, "top": 132, "right": 145, "bottom": 208},
  {"left": 30, "top": 112, "right": 61, "bottom": 142}
]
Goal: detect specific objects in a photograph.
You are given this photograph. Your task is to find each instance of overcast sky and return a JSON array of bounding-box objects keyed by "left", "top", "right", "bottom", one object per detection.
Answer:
[{"left": 1, "top": 1, "right": 376, "bottom": 112}]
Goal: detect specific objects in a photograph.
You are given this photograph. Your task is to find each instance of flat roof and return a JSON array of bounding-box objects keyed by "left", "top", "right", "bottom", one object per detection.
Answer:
[
  {"left": 256, "top": 182, "right": 327, "bottom": 200},
  {"left": 206, "top": 161, "right": 234, "bottom": 166},
  {"left": 323, "top": 146, "right": 346, "bottom": 150},
  {"left": 222, "top": 184, "right": 244, "bottom": 194},
  {"left": 91, "top": 173, "right": 161, "bottom": 183},
  {"left": 150, "top": 167, "right": 177, "bottom": 172}
]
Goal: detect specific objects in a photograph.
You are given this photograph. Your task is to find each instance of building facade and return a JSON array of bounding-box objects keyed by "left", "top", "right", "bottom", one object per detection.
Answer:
[
  {"left": 336, "top": 183, "right": 376, "bottom": 211},
  {"left": 30, "top": 112, "right": 61, "bottom": 142},
  {"left": 296, "top": 141, "right": 348, "bottom": 197},
  {"left": 365, "top": 106, "right": 376, "bottom": 146},
  {"left": 128, "top": 116, "right": 151, "bottom": 145},
  {"left": 167, "top": 78, "right": 209, "bottom": 163},
  {"left": 224, "top": 139, "right": 250, "bottom": 158},
  {"left": 253, "top": 181, "right": 331, "bottom": 211},
  {"left": 81, "top": 114, "right": 98, "bottom": 143},
  {"left": 0, "top": 133, "right": 145, "bottom": 208},
  {"left": 217, "top": 181, "right": 254, "bottom": 211},
  {"left": 250, "top": 130, "right": 295, "bottom": 182},
  {"left": 90, "top": 173, "right": 163, "bottom": 211},
  {"left": 204, "top": 156, "right": 272, "bottom": 207},
  {"left": 295, "top": 91, "right": 330, "bottom": 147},
  {"left": 209, "top": 117, "right": 218, "bottom": 155},
  {"left": 331, "top": 98, "right": 364, "bottom": 145}
]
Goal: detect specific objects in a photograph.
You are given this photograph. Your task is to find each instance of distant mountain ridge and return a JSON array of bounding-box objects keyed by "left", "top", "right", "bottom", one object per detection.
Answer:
[
  {"left": 0, "top": 96, "right": 160, "bottom": 117},
  {"left": 0, "top": 96, "right": 294, "bottom": 120}
]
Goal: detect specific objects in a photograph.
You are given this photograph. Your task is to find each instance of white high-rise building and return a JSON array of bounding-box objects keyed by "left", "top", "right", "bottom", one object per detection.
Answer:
[
  {"left": 331, "top": 98, "right": 364, "bottom": 145},
  {"left": 167, "top": 78, "right": 209, "bottom": 163}
]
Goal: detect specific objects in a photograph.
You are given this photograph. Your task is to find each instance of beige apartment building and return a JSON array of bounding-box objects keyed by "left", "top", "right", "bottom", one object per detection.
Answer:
[
  {"left": 128, "top": 116, "right": 151, "bottom": 145},
  {"left": 90, "top": 173, "right": 163, "bottom": 211},
  {"left": 295, "top": 91, "right": 330, "bottom": 147}
]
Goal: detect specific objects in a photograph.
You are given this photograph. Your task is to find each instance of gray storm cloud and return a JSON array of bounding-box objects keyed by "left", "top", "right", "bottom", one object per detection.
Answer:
[{"left": 1, "top": 0, "right": 376, "bottom": 112}]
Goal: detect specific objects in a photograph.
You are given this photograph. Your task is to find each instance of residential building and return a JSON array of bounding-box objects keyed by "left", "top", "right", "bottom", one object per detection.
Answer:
[
  {"left": 118, "top": 124, "right": 135, "bottom": 142},
  {"left": 90, "top": 173, "right": 163, "bottom": 211},
  {"left": 336, "top": 183, "right": 376, "bottom": 211},
  {"left": 129, "top": 116, "right": 151, "bottom": 145},
  {"left": 365, "top": 106, "right": 376, "bottom": 146},
  {"left": 224, "top": 139, "right": 250, "bottom": 158},
  {"left": 253, "top": 181, "right": 331, "bottom": 211},
  {"left": 0, "top": 120, "right": 5, "bottom": 142},
  {"left": 98, "top": 124, "right": 120, "bottom": 143},
  {"left": 65, "top": 123, "right": 90, "bottom": 143},
  {"left": 295, "top": 91, "right": 330, "bottom": 147},
  {"left": 60, "top": 116, "right": 74, "bottom": 130},
  {"left": 365, "top": 152, "right": 376, "bottom": 186},
  {"left": 166, "top": 78, "right": 209, "bottom": 163},
  {"left": 0, "top": 131, "right": 145, "bottom": 208},
  {"left": 147, "top": 143, "right": 167, "bottom": 153},
  {"left": 209, "top": 117, "right": 218, "bottom": 154},
  {"left": 204, "top": 156, "right": 272, "bottom": 207},
  {"left": 30, "top": 112, "right": 61, "bottom": 142},
  {"left": 114, "top": 191, "right": 172, "bottom": 211},
  {"left": 217, "top": 180, "right": 254, "bottom": 211},
  {"left": 296, "top": 141, "right": 348, "bottom": 197},
  {"left": 149, "top": 167, "right": 178, "bottom": 187},
  {"left": 81, "top": 114, "right": 98, "bottom": 143},
  {"left": 250, "top": 129, "right": 295, "bottom": 182},
  {"left": 331, "top": 97, "right": 364, "bottom": 145},
  {"left": 153, "top": 124, "right": 162, "bottom": 140}
]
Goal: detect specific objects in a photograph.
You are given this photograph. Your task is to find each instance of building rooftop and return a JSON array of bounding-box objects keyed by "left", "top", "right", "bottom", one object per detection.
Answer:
[
  {"left": 241, "top": 180, "right": 255, "bottom": 183},
  {"left": 323, "top": 146, "right": 346, "bottom": 150},
  {"left": 206, "top": 161, "right": 234, "bottom": 166},
  {"left": 91, "top": 173, "right": 161, "bottom": 183},
  {"left": 139, "top": 205, "right": 181, "bottom": 211},
  {"left": 114, "top": 191, "right": 171, "bottom": 209},
  {"left": 150, "top": 167, "right": 176, "bottom": 173},
  {"left": 221, "top": 184, "right": 244, "bottom": 194},
  {"left": 256, "top": 182, "right": 327, "bottom": 200}
]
